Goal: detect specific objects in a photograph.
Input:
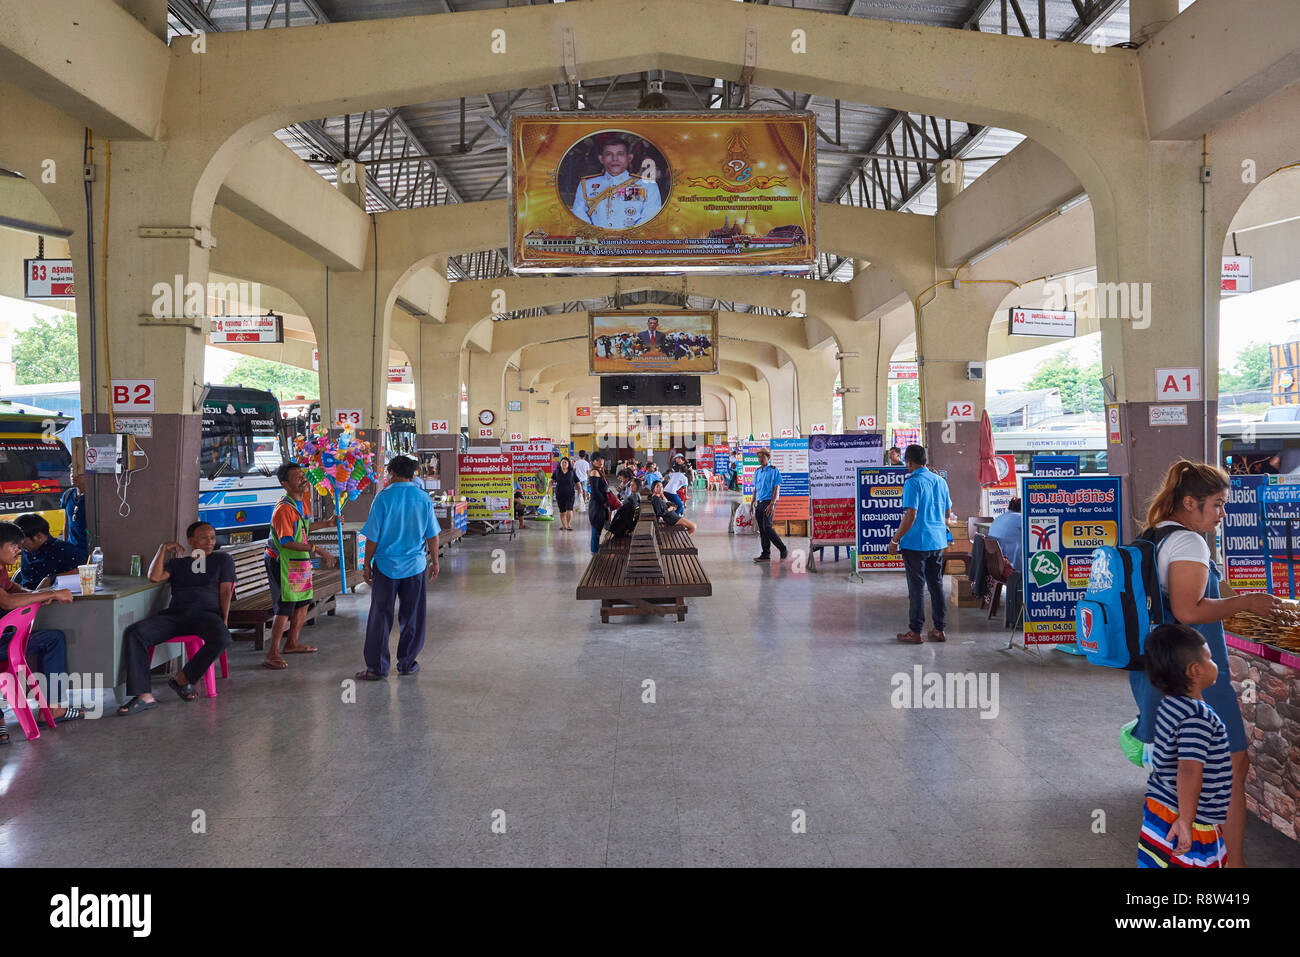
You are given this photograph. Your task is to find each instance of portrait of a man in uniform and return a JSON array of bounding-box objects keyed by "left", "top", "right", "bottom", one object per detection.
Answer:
[{"left": 561, "top": 131, "right": 669, "bottom": 231}]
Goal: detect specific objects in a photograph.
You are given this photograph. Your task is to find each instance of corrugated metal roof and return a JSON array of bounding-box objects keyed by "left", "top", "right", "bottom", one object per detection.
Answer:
[{"left": 166, "top": 0, "right": 1191, "bottom": 279}]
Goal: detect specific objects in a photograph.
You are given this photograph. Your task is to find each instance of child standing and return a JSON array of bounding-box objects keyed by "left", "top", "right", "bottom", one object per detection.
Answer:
[{"left": 1137, "top": 623, "right": 1235, "bottom": 868}]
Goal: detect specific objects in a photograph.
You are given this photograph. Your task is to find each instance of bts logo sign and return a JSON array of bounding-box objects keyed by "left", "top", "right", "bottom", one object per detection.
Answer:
[
  {"left": 854, "top": 415, "right": 876, "bottom": 430},
  {"left": 1029, "top": 517, "right": 1059, "bottom": 552},
  {"left": 111, "top": 378, "right": 155, "bottom": 413},
  {"left": 946, "top": 402, "right": 976, "bottom": 421},
  {"left": 428, "top": 419, "right": 450, "bottom": 433}
]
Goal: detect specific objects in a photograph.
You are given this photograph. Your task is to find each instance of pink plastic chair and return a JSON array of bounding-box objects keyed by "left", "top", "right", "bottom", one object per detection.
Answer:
[
  {"left": 158, "top": 635, "right": 228, "bottom": 698},
  {"left": 0, "top": 604, "right": 57, "bottom": 741}
]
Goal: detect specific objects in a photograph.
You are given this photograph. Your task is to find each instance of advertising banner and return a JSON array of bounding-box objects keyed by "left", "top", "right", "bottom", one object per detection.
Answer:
[
  {"left": 856, "top": 467, "right": 908, "bottom": 571},
  {"left": 510, "top": 111, "right": 816, "bottom": 273},
  {"left": 1008, "top": 306, "right": 1076, "bottom": 338},
  {"left": 1031, "top": 455, "right": 1080, "bottom": 477},
  {"left": 809, "top": 434, "right": 884, "bottom": 543},
  {"left": 1224, "top": 475, "right": 1300, "bottom": 596},
  {"left": 23, "top": 259, "right": 74, "bottom": 298},
  {"left": 1021, "top": 476, "right": 1122, "bottom": 645},
  {"left": 589, "top": 309, "right": 716, "bottom": 375},
  {"left": 712, "top": 445, "right": 730, "bottom": 475},
  {"left": 458, "top": 453, "right": 513, "bottom": 521},
  {"left": 505, "top": 441, "right": 555, "bottom": 508},
  {"left": 209, "top": 314, "right": 283, "bottom": 344},
  {"left": 769, "top": 437, "right": 810, "bottom": 521},
  {"left": 741, "top": 442, "right": 761, "bottom": 503}
]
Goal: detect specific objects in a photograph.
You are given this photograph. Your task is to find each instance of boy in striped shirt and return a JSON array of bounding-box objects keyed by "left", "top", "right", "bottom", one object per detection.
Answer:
[{"left": 1137, "top": 623, "right": 1234, "bottom": 868}]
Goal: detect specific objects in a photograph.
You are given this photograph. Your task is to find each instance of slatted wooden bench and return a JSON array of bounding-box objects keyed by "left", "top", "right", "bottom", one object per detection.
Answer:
[
  {"left": 576, "top": 522, "right": 710, "bottom": 623},
  {"left": 223, "top": 543, "right": 361, "bottom": 649}
]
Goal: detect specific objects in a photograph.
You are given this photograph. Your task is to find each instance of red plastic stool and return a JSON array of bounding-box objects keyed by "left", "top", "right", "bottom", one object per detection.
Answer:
[
  {"left": 0, "top": 604, "right": 57, "bottom": 740},
  {"left": 159, "top": 635, "right": 228, "bottom": 698}
]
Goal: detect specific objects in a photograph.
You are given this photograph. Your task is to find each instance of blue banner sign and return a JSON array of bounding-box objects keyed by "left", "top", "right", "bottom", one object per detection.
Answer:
[
  {"left": 856, "top": 467, "right": 908, "bottom": 572},
  {"left": 1021, "top": 475, "right": 1122, "bottom": 645},
  {"left": 1031, "top": 455, "right": 1079, "bottom": 477}
]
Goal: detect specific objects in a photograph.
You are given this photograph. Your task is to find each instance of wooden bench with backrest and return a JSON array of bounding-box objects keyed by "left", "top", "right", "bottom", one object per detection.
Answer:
[
  {"left": 223, "top": 543, "right": 357, "bottom": 649},
  {"left": 577, "top": 516, "right": 710, "bottom": 622}
]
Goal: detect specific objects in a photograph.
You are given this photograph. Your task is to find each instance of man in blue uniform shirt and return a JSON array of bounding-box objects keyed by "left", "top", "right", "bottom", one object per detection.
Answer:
[
  {"left": 61, "top": 470, "right": 87, "bottom": 552},
  {"left": 752, "top": 447, "right": 789, "bottom": 563},
  {"left": 356, "top": 455, "right": 441, "bottom": 680},
  {"left": 887, "top": 445, "right": 955, "bottom": 643}
]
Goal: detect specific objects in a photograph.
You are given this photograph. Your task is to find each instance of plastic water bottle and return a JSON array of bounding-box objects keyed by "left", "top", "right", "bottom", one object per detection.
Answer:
[{"left": 90, "top": 546, "right": 104, "bottom": 587}]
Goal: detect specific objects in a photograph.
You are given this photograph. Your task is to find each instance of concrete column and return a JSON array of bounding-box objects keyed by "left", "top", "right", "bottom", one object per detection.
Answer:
[
  {"left": 1100, "top": 141, "right": 1217, "bottom": 533},
  {"left": 935, "top": 158, "right": 965, "bottom": 210},
  {"left": 413, "top": 321, "right": 464, "bottom": 454},
  {"left": 765, "top": 362, "right": 797, "bottom": 436},
  {"left": 793, "top": 348, "right": 839, "bottom": 435},
  {"left": 466, "top": 349, "right": 507, "bottom": 446},
  {"left": 337, "top": 160, "right": 367, "bottom": 209},
  {"left": 113, "top": 0, "right": 168, "bottom": 41},
  {"left": 1130, "top": 0, "right": 1180, "bottom": 44},
  {"left": 503, "top": 369, "right": 532, "bottom": 440},
  {"left": 916, "top": 284, "right": 1007, "bottom": 518}
]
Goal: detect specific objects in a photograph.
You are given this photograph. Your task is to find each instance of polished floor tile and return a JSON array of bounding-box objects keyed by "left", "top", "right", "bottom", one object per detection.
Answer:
[{"left": 2, "top": 491, "right": 1299, "bottom": 867}]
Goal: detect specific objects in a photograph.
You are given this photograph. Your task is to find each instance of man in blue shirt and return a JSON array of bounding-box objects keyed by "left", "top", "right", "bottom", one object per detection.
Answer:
[
  {"left": 887, "top": 445, "right": 954, "bottom": 643},
  {"left": 61, "top": 470, "right": 87, "bottom": 552},
  {"left": 356, "top": 455, "right": 441, "bottom": 680},
  {"left": 752, "top": 447, "right": 789, "bottom": 563},
  {"left": 986, "top": 497, "right": 1023, "bottom": 573},
  {"left": 13, "top": 513, "right": 86, "bottom": 588}
]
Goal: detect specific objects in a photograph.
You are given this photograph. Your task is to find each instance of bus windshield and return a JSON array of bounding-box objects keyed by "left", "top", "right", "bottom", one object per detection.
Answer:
[
  {"left": 0, "top": 439, "right": 71, "bottom": 488},
  {"left": 200, "top": 387, "right": 281, "bottom": 479}
]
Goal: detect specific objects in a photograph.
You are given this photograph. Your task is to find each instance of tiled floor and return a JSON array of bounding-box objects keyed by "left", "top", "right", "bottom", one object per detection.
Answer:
[{"left": 2, "top": 491, "right": 1298, "bottom": 867}]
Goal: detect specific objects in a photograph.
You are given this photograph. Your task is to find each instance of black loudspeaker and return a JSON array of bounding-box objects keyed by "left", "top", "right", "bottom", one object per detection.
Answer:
[{"left": 600, "top": 375, "right": 701, "bottom": 406}]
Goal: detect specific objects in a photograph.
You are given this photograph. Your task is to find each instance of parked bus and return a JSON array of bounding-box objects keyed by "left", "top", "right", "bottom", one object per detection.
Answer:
[
  {"left": 198, "top": 385, "right": 284, "bottom": 544},
  {"left": 1219, "top": 422, "right": 1300, "bottom": 476},
  {"left": 993, "top": 429, "right": 1108, "bottom": 474},
  {"left": 0, "top": 410, "right": 74, "bottom": 537}
]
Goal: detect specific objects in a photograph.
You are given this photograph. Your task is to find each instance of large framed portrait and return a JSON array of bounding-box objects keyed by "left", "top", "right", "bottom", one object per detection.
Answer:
[
  {"left": 589, "top": 310, "right": 718, "bottom": 375},
  {"left": 510, "top": 112, "right": 815, "bottom": 273}
]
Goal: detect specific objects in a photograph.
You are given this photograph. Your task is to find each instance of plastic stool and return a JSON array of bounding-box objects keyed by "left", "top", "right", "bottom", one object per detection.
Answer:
[
  {"left": 0, "top": 604, "right": 57, "bottom": 740},
  {"left": 160, "top": 635, "right": 228, "bottom": 698}
]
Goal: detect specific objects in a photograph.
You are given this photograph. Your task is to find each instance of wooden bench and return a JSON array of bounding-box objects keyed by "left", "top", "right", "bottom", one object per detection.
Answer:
[
  {"left": 576, "top": 522, "right": 710, "bottom": 623},
  {"left": 224, "top": 543, "right": 361, "bottom": 650}
]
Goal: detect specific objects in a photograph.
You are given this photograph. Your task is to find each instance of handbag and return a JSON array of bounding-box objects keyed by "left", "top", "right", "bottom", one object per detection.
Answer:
[
  {"left": 270, "top": 496, "right": 314, "bottom": 602},
  {"left": 606, "top": 489, "right": 621, "bottom": 511}
]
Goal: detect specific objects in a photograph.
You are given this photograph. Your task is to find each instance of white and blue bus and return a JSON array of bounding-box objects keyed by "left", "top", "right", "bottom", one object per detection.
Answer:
[
  {"left": 199, "top": 385, "right": 285, "bottom": 544},
  {"left": 993, "top": 429, "right": 1108, "bottom": 475}
]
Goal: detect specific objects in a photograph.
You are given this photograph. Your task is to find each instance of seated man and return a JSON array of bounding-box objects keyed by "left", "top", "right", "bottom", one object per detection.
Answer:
[
  {"left": 0, "top": 521, "right": 85, "bottom": 742},
  {"left": 986, "top": 497, "right": 1023, "bottom": 574},
  {"left": 117, "top": 521, "right": 235, "bottom": 715},
  {"left": 13, "top": 513, "right": 87, "bottom": 589}
]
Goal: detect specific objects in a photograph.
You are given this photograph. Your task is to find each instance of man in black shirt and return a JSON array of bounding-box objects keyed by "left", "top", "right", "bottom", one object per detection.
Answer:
[{"left": 117, "top": 521, "right": 236, "bottom": 715}]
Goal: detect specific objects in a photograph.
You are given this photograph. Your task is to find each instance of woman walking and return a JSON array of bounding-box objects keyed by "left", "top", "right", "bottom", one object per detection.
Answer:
[
  {"left": 1131, "top": 460, "right": 1281, "bottom": 867},
  {"left": 552, "top": 456, "right": 580, "bottom": 531}
]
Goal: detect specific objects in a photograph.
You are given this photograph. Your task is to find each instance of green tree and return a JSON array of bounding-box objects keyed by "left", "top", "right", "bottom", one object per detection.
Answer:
[
  {"left": 1024, "top": 353, "right": 1103, "bottom": 415},
  {"left": 221, "top": 355, "right": 318, "bottom": 400},
  {"left": 888, "top": 378, "right": 920, "bottom": 425},
  {"left": 1219, "top": 341, "right": 1271, "bottom": 394},
  {"left": 13, "top": 313, "right": 79, "bottom": 384}
]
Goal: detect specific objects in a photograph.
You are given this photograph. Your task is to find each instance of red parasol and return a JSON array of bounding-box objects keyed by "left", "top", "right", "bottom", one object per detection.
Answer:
[{"left": 977, "top": 408, "right": 999, "bottom": 487}]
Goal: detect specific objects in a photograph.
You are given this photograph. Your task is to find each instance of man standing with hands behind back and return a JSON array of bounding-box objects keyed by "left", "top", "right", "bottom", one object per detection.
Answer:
[
  {"left": 355, "top": 455, "right": 441, "bottom": 680},
  {"left": 752, "top": 447, "right": 788, "bottom": 564},
  {"left": 887, "top": 445, "right": 956, "bottom": 644}
]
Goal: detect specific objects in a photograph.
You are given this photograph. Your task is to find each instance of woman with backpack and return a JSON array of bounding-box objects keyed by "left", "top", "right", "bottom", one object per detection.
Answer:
[{"left": 1134, "top": 459, "right": 1281, "bottom": 867}]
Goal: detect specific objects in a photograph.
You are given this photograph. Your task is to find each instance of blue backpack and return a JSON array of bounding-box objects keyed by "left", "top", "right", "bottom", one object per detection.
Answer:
[{"left": 1074, "top": 526, "right": 1181, "bottom": 669}]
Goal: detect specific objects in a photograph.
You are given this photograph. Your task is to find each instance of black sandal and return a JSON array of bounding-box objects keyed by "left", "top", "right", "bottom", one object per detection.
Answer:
[
  {"left": 0, "top": 723, "right": 9, "bottom": 744},
  {"left": 55, "top": 708, "right": 87, "bottom": 723},
  {"left": 168, "top": 677, "right": 198, "bottom": 701},
  {"left": 116, "top": 697, "right": 158, "bottom": 716}
]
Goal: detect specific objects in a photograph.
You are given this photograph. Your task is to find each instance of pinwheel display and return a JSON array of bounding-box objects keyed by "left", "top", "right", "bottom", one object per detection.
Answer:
[{"left": 292, "top": 422, "right": 378, "bottom": 593}]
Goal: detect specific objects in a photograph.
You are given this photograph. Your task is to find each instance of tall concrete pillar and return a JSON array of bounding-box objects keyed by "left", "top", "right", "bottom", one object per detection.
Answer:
[
  {"left": 337, "top": 160, "right": 367, "bottom": 209},
  {"left": 1100, "top": 141, "right": 1216, "bottom": 533},
  {"left": 466, "top": 349, "right": 507, "bottom": 446},
  {"left": 1130, "top": 0, "right": 1180, "bottom": 44},
  {"left": 81, "top": 141, "right": 212, "bottom": 570},
  {"left": 793, "top": 348, "right": 839, "bottom": 434},
  {"left": 935, "top": 158, "right": 965, "bottom": 210},
  {"left": 916, "top": 284, "right": 1007, "bottom": 518},
  {"left": 503, "top": 368, "right": 532, "bottom": 440}
]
